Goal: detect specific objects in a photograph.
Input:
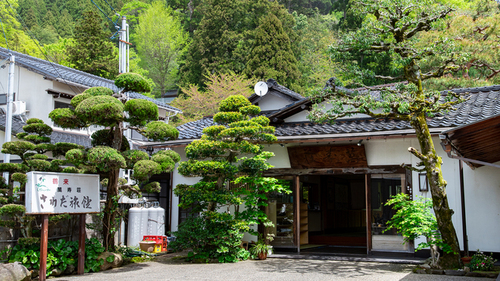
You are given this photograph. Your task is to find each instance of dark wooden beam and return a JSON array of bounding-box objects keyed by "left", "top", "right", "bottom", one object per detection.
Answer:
[
  {"left": 294, "top": 175, "right": 300, "bottom": 253},
  {"left": 365, "top": 174, "right": 372, "bottom": 255},
  {"left": 263, "top": 165, "right": 406, "bottom": 176}
]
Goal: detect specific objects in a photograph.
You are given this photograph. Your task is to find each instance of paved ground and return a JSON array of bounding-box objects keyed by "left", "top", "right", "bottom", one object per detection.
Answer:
[{"left": 50, "top": 254, "right": 489, "bottom": 281}]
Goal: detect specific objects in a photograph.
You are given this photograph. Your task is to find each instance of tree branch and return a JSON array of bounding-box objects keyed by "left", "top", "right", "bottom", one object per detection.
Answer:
[{"left": 408, "top": 147, "right": 427, "bottom": 162}]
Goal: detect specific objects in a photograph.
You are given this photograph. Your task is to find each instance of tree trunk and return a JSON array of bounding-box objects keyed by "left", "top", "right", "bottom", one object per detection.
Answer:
[
  {"left": 410, "top": 113, "right": 462, "bottom": 268},
  {"left": 102, "top": 169, "right": 120, "bottom": 251},
  {"left": 102, "top": 124, "right": 124, "bottom": 251}
]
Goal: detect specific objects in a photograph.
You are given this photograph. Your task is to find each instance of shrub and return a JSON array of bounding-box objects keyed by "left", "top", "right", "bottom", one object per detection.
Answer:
[
  {"left": 8, "top": 238, "right": 106, "bottom": 276},
  {"left": 469, "top": 250, "right": 497, "bottom": 271}
]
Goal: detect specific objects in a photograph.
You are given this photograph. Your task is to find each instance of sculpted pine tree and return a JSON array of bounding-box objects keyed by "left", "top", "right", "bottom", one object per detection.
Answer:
[
  {"left": 244, "top": 13, "right": 300, "bottom": 91},
  {"left": 174, "top": 95, "right": 288, "bottom": 262},
  {"left": 49, "top": 73, "right": 180, "bottom": 250},
  {"left": 308, "top": 0, "right": 463, "bottom": 268},
  {"left": 0, "top": 118, "right": 82, "bottom": 238}
]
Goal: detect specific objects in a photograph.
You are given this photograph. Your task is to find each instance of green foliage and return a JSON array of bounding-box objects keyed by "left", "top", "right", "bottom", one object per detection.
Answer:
[
  {"left": 244, "top": 13, "right": 301, "bottom": 91},
  {"left": 171, "top": 72, "right": 256, "bottom": 125},
  {"left": 133, "top": 160, "right": 162, "bottom": 182},
  {"left": 91, "top": 129, "right": 130, "bottom": 152},
  {"left": 180, "top": 0, "right": 298, "bottom": 88},
  {"left": 141, "top": 121, "right": 179, "bottom": 141},
  {"left": 124, "top": 99, "right": 159, "bottom": 127},
  {"left": 170, "top": 214, "right": 250, "bottom": 263},
  {"left": 11, "top": 173, "right": 27, "bottom": 185},
  {"left": 249, "top": 235, "right": 272, "bottom": 258},
  {"left": 75, "top": 95, "right": 124, "bottom": 127},
  {"left": 52, "top": 143, "right": 84, "bottom": 158},
  {"left": 384, "top": 194, "right": 454, "bottom": 260},
  {"left": 66, "top": 10, "right": 118, "bottom": 79},
  {"left": 142, "top": 181, "right": 161, "bottom": 193},
  {"left": 49, "top": 108, "right": 84, "bottom": 129},
  {"left": 174, "top": 94, "right": 287, "bottom": 262},
  {"left": 121, "top": 150, "right": 150, "bottom": 169},
  {"left": 151, "top": 150, "right": 179, "bottom": 173},
  {"left": 115, "top": 73, "right": 152, "bottom": 93},
  {"left": 135, "top": 2, "right": 190, "bottom": 97},
  {"left": 219, "top": 95, "right": 252, "bottom": 112},
  {"left": 88, "top": 146, "right": 126, "bottom": 172},
  {"left": 8, "top": 238, "right": 106, "bottom": 276},
  {"left": 83, "top": 86, "right": 115, "bottom": 97},
  {"left": 469, "top": 250, "right": 497, "bottom": 271},
  {"left": 48, "top": 82, "right": 179, "bottom": 250}
]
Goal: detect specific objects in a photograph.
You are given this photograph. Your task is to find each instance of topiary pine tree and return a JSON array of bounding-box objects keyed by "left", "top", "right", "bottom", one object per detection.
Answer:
[
  {"left": 244, "top": 13, "right": 301, "bottom": 92},
  {"left": 173, "top": 95, "right": 289, "bottom": 262},
  {"left": 49, "top": 73, "right": 180, "bottom": 250},
  {"left": 0, "top": 118, "right": 83, "bottom": 238}
]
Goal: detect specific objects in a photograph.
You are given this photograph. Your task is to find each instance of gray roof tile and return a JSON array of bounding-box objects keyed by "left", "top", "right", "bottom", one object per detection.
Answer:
[{"left": 0, "top": 47, "right": 181, "bottom": 113}]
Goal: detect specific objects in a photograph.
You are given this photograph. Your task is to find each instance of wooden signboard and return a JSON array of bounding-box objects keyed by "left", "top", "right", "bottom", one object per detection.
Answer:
[
  {"left": 25, "top": 172, "right": 100, "bottom": 281},
  {"left": 287, "top": 144, "right": 367, "bottom": 169}
]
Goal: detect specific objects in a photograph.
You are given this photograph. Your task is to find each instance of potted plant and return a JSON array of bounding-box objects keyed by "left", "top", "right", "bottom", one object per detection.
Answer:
[
  {"left": 250, "top": 234, "right": 274, "bottom": 260},
  {"left": 250, "top": 239, "right": 271, "bottom": 260}
]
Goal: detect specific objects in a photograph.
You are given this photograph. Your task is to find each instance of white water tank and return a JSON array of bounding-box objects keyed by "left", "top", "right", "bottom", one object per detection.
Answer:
[
  {"left": 147, "top": 204, "right": 158, "bottom": 236},
  {"left": 156, "top": 205, "right": 165, "bottom": 236},
  {"left": 139, "top": 205, "right": 149, "bottom": 240},
  {"left": 127, "top": 205, "right": 142, "bottom": 247}
]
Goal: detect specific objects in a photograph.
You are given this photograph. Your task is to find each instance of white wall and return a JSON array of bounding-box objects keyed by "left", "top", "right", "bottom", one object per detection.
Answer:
[{"left": 257, "top": 94, "right": 292, "bottom": 111}]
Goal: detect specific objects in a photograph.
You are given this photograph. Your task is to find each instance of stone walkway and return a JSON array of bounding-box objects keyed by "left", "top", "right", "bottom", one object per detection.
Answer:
[{"left": 50, "top": 253, "right": 490, "bottom": 281}]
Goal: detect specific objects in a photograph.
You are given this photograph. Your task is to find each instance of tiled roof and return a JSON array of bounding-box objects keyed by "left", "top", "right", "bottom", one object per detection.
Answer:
[
  {"left": 174, "top": 85, "right": 500, "bottom": 141},
  {"left": 0, "top": 47, "right": 181, "bottom": 113},
  {"left": 0, "top": 113, "right": 91, "bottom": 147}
]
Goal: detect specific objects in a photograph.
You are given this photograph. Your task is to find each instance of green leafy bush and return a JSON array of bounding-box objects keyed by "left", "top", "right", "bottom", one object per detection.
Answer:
[
  {"left": 124, "top": 99, "right": 158, "bottom": 126},
  {"left": 469, "top": 250, "right": 497, "bottom": 271},
  {"left": 49, "top": 108, "right": 84, "bottom": 129},
  {"left": 170, "top": 213, "right": 250, "bottom": 263},
  {"left": 141, "top": 121, "right": 179, "bottom": 141},
  {"left": 8, "top": 238, "right": 106, "bottom": 277},
  {"left": 75, "top": 95, "right": 124, "bottom": 127},
  {"left": 115, "top": 73, "right": 152, "bottom": 93}
]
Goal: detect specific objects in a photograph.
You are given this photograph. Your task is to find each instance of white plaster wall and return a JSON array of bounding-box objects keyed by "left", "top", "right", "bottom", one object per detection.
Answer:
[
  {"left": 170, "top": 146, "right": 201, "bottom": 232},
  {"left": 284, "top": 111, "right": 309, "bottom": 122},
  {"left": 257, "top": 94, "right": 291, "bottom": 111}
]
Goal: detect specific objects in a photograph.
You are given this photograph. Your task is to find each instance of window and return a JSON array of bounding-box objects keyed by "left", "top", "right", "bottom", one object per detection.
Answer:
[{"left": 54, "top": 101, "right": 73, "bottom": 110}]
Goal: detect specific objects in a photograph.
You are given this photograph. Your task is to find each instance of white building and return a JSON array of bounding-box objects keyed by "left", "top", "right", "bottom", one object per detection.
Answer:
[{"left": 147, "top": 78, "right": 500, "bottom": 257}]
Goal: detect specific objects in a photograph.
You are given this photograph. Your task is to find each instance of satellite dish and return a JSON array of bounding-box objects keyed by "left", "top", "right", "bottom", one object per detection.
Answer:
[{"left": 254, "top": 81, "right": 268, "bottom": 97}]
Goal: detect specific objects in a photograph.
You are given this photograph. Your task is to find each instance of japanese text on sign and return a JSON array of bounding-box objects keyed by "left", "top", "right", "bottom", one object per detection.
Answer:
[{"left": 26, "top": 172, "right": 100, "bottom": 214}]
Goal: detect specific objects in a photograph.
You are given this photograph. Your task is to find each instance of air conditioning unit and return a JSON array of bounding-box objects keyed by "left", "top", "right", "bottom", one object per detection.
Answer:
[
  {"left": 0, "top": 101, "right": 27, "bottom": 116},
  {"left": 12, "top": 101, "right": 26, "bottom": 116}
]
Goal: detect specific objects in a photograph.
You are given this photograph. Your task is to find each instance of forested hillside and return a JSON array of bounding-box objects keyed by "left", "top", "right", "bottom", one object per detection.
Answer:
[{"left": 0, "top": 0, "right": 499, "bottom": 102}]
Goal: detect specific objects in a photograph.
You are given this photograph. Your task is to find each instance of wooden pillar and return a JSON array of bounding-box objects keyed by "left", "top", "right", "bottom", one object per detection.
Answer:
[
  {"left": 40, "top": 214, "right": 49, "bottom": 281},
  {"left": 78, "top": 214, "right": 86, "bottom": 275},
  {"left": 293, "top": 175, "right": 300, "bottom": 253},
  {"left": 365, "top": 174, "right": 372, "bottom": 255},
  {"left": 459, "top": 160, "right": 469, "bottom": 256}
]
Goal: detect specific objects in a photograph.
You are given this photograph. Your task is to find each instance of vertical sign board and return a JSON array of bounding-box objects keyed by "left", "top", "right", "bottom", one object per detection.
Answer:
[{"left": 25, "top": 172, "right": 100, "bottom": 280}]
